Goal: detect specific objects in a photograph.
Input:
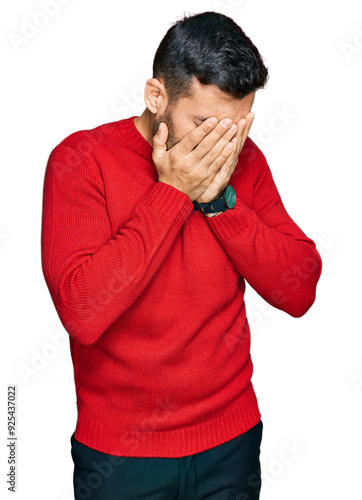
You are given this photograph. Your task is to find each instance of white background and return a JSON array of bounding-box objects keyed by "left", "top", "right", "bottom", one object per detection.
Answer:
[{"left": 1, "top": 0, "right": 362, "bottom": 498}]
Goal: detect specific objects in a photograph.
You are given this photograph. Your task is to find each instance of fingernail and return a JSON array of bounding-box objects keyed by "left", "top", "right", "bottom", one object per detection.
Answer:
[
  {"left": 208, "top": 117, "right": 218, "bottom": 126},
  {"left": 228, "top": 124, "right": 237, "bottom": 134},
  {"left": 222, "top": 118, "right": 232, "bottom": 128}
]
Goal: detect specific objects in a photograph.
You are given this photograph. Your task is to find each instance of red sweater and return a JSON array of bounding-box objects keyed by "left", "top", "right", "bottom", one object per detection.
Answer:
[{"left": 41, "top": 116, "right": 322, "bottom": 458}]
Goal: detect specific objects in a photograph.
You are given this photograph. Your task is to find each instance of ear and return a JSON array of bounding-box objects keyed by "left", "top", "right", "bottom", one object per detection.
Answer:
[{"left": 144, "top": 78, "right": 168, "bottom": 114}]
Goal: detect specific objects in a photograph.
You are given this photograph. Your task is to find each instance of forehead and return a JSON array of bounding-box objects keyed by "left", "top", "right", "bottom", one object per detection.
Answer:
[{"left": 175, "top": 78, "right": 255, "bottom": 122}]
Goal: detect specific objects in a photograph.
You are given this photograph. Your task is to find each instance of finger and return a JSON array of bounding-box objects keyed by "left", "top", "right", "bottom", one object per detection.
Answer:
[
  {"left": 191, "top": 118, "right": 237, "bottom": 162},
  {"left": 226, "top": 125, "right": 243, "bottom": 163},
  {"left": 206, "top": 136, "right": 236, "bottom": 178},
  {"left": 218, "top": 148, "right": 239, "bottom": 184},
  {"left": 152, "top": 122, "right": 168, "bottom": 161},
  {"left": 176, "top": 118, "right": 219, "bottom": 155},
  {"left": 235, "top": 118, "right": 246, "bottom": 144},
  {"left": 198, "top": 143, "right": 239, "bottom": 202},
  {"left": 240, "top": 112, "right": 254, "bottom": 144},
  {"left": 232, "top": 112, "right": 254, "bottom": 157},
  {"left": 207, "top": 162, "right": 234, "bottom": 199}
]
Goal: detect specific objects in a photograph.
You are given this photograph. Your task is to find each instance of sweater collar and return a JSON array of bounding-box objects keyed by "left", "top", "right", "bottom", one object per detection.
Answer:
[{"left": 120, "top": 116, "right": 154, "bottom": 162}]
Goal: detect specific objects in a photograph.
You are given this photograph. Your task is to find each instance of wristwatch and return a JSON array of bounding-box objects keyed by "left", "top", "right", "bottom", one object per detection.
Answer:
[{"left": 193, "top": 184, "right": 236, "bottom": 214}]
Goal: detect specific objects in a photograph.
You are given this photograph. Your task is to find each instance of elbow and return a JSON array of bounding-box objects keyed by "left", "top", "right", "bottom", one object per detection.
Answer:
[
  {"left": 278, "top": 250, "right": 322, "bottom": 318},
  {"left": 277, "top": 280, "right": 319, "bottom": 318},
  {"left": 54, "top": 280, "right": 108, "bottom": 346},
  {"left": 55, "top": 298, "right": 106, "bottom": 346},
  {"left": 60, "top": 313, "right": 104, "bottom": 345},
  {"left": 42, "top": 266, "right": 108, "bottom": 345},
  {"left": 286, "top": 292, "right": 316, "bottom": 318},
  {"left": 269, "top": 278, "right": 320, "bottom": 318}
]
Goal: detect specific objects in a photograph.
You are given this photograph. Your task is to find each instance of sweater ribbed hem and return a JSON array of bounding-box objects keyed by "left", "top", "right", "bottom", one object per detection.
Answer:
[
  {"left": 73, "top": 382, "right": 261, "bottom": 458},
  {"left": 120, "top": 116, "right": 153, "bottom": 161}
]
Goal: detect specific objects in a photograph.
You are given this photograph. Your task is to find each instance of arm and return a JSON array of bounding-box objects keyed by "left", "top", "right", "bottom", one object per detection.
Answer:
[
  {"left": 41, "top": 144, "right": 194, "bottom": 345},
  {"left": 41, "top": 117, "right": 241, "bottom": 345},
  {"left": 205, "top": 145, "right": 322, "bottom": 317}
]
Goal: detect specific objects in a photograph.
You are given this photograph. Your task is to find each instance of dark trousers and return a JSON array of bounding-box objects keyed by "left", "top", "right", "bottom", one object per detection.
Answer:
[{"left": 71, "top": 420, "right": 263, "bottom": 500}]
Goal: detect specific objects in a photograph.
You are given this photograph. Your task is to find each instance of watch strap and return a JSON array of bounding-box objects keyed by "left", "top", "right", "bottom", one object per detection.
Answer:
[{"left": 193, "top": 196, "right": 227, "bottom": 214}]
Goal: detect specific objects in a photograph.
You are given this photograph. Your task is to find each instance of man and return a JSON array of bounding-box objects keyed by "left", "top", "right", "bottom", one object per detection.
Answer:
[{"left": 41, "top": 11, "right": 322, "bottom": 500}]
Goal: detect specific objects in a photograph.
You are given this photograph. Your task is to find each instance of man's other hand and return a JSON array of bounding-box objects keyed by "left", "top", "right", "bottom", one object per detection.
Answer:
[
  {"left": 152, "top": 117, "right": 239, "bottom": 202},
  {"left": 195, "top": 112, "right": 254, "bottom": 203}
]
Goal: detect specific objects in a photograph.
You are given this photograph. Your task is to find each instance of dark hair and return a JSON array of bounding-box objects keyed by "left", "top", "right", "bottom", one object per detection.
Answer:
[{"left": 153, "top": 11, "right": 269, "bottom": 103}]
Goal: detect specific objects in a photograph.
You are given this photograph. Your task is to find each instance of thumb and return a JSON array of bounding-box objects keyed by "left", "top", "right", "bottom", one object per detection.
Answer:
[{"left": 152, "top": 122, "right": 168, "bottom": 159}]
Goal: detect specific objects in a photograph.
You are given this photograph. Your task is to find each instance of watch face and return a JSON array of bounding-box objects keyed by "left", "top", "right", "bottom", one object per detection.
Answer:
[{"left": 225, "top": 185, "right": 236, "bottom": 209}]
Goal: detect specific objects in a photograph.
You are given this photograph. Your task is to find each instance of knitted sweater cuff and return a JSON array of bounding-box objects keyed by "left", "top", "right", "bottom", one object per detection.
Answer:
[
  {"left": 205, "top": 198, "right": 255, "bottom": 240},
  {"left": 139, "top": 181, "right": 194, "bottom": 226}
]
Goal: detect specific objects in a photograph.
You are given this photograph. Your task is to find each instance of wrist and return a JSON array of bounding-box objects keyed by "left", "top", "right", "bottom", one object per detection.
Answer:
[
  {"left": 205, "top": 212, "right": 223, "bottom": 218},
  {"left": 193, "top": 184, "right": 236, "bottom": 215}
]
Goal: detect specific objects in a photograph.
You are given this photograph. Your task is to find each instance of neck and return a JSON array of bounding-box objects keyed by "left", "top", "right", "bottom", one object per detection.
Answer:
[{"left": 134, "top": 108, "right": 154, "bottom": 147}]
